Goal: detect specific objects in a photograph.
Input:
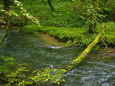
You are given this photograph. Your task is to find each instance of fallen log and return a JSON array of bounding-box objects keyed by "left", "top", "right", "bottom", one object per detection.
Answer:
[{"left": 67, "top": 24, "right": 105, "bottom": 70}]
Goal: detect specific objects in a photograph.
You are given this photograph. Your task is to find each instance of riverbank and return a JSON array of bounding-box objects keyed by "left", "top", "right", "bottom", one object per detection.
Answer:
[
  {"left": 36, "top": 22, "right": 115, "bottom": 48},
  {"left": 18, "top": 0, "right": 115, "bottom": 48},
  {"left": 1, "top": 21, "right": 115, "bottom": 49}
]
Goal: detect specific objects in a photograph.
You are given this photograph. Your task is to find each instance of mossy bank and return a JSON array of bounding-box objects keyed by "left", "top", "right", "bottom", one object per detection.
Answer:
[{"left": 22, "top": 22, "right": 115, "bottom": 48}]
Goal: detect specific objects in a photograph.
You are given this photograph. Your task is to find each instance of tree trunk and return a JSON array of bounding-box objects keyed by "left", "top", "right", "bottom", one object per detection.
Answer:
[
  {"left": 67, "top": 24, "right": 105, "bottom": 70},
  {"left": 47, "top": 0, "right": 55, "bottom": 11}
]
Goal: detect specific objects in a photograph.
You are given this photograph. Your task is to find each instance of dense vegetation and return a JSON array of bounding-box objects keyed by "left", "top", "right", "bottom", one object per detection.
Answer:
[
  {"left": 0, "top": 0, "right": 115, "bottom": 86},
  {"left": 18, "top": 0, "right": 115, "bottom": 47},
  {"left": 21, "top": 0, "right": 115, "bottom": 27}
]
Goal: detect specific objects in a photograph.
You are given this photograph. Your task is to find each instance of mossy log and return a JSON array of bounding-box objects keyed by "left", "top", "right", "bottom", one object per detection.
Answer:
[{"left": 67, "top": 24, "right": 105, "bottom": 70}]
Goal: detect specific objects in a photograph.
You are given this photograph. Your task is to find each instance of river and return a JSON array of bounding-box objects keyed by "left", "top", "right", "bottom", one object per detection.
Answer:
[{"left": 0, "top": 30, "right": 115, "bottom": 86}]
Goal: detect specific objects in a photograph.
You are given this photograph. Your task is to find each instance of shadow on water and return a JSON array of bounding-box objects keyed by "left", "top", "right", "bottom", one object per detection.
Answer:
[{"left": 0, "top": 30, "right": 115, "bottom": 86}]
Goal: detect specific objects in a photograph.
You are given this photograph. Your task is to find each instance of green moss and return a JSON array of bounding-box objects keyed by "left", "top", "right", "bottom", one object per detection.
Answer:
[
  {"left": 22, "top": 24, "right": 39, "bottom": 33},
  {"left": 38, "top": 26, "right": 93, "bottom": 46},
  {"left": 38, "top": 22, "right": 115, "bottom": 47},
  {"left": 19, "top": 0, "right": 86, "bottom": 27}
]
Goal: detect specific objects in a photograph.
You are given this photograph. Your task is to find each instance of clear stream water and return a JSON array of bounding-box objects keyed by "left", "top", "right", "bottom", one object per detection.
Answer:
[{"left": 0, "top": 30, "right": 115, "bottom": 86}]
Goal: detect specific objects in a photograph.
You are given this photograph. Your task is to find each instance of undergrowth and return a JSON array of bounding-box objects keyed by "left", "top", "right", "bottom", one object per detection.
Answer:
[
  {"left": 0, "top": 56, "right": 66, "bottom": 86},
  {"left": 36, "top": 22, "right": 115, "bottom": 47},
  {"left": 19, "top": 0, "right": 115, "bottom": 27},
  {"left": 22, "top": 24, "right": 39, "bottom": 33}
]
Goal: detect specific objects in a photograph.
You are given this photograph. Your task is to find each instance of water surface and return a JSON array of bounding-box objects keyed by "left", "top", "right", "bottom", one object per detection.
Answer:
[{"left": 0, "top": 31, "right": 115, "bottom": 86}]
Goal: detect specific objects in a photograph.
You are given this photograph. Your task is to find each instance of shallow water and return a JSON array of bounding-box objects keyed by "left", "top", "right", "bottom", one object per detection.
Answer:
[{"left": 0, "top": 31, "right": 115, "bottom": 86}]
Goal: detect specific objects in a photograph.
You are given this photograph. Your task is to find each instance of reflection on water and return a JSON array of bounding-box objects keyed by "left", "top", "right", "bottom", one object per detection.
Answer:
[{"left": 0, "top": 31, "right": 115, "bottom": 86}]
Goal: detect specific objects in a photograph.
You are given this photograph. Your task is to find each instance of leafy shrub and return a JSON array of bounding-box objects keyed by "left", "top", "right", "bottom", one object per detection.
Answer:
[
  {"left": 0, "top": 56, "right": 16, "bottom": 73},
  {"left": 65, "top": 40, "right": 73, "bottom": 47},
  {"left": 0, "top": 56, "right": 67, "bottom": 86},
  {"left": 97, "top": 22, "right": 115, "bottom": 47},
  {"left": 30, "top": 68, "right": 66, "bottom": 85},
  {"left": 38, "top": 23, "right": 115, "bottom": 47},
  {"left": 10, "top": 16, "right": 32, "bottom": 26}
]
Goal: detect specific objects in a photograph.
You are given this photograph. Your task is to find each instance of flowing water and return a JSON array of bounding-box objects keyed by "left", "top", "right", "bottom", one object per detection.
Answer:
[{"left": 0, "top": 30, "right": 115, "bottom": 86}]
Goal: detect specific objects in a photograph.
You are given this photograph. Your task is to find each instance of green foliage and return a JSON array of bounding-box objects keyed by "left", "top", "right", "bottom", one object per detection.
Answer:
[
  {"left": 0, "top": 9, "right": 29, "bottom": 27},
  {"left": 14, "top": 0, "right": 41, "bottom": 27},
  {"left": 65, "top": 40, "right": 73, "bottom": 47},
  {"left": 38, "top": 26, "right": 94, "bottom": 46},
  {"left": 10, "top": 16, "right": 31, "bottom": 26},
  {"left": 30, "top": 68, "right": 67, "bottom": 85},
  {"left": 2, "top": 0, "right": 115, "bottom": 27},
  {"left": 74, "top": 1, "right": 105, "bottom": 32},
  {"left": 19, "top": 0, "right": 115, "bottom": 28},
  {"left": 0, "top": 56, "right": 15, "bottom": 73},
  {"left": 65, "top": 39, "right": 79, "bottom": 47},
  {"left": 97, "top": 0, "right": 115, "bottom": 21},
  {"left": 38, "top": 22, "right": 115, "bottom": 47},
  {"left": 0, "top": 18, "right": 4, "bottom": 22},
  {"left": 22, "top": 24, "right": 39, "bottom": 33},
  {"left": 19, "top": 0, "right": 85, "bottom": 27},
  {"left": 0, "top": 0, "right": 41, "bottom": 27},
  {"left": 97, "top": 22, "right": 115, "bottom": 47},
  {"left": 5, "top": 64, "right": 31, "bottom": 86},
  {"left": 0, "top": 56, "right": 32, "bottom": 85},
  {"left": 0, "top": 56, "right": 67, "bottom": 86}
]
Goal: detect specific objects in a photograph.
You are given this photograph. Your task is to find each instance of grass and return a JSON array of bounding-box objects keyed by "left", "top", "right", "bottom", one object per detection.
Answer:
[
  {"left": 37, "top": 26, "right": 95, "bottom": 46},
  {"left": 20, "top": 0, "right": 115, "bottom": 27},
  {"left": 20, "top": 0, "right": 84, "bottom": 27},
  {"left": 36, "top": 22, "right": 115, "bottom": 47}
]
